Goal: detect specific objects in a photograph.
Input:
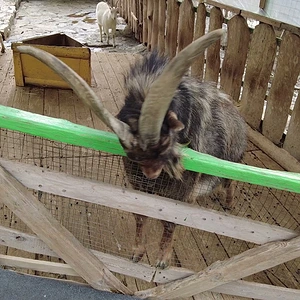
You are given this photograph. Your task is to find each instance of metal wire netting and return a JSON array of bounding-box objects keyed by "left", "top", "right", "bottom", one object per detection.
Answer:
[{"left": 0, "top": 128, "right": 299, "bottom": 288}]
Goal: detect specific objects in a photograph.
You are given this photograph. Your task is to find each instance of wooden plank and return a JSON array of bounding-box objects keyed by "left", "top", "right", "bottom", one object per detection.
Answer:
[
  {"left": 157, "top": 0, "right": 166, "bottom": 54},
  {"left": 28, "top": 87, "right": 44, "bottom": 115},
  {"left": 220, "top": 15, "right": 250, "bottom": 102},
  {"left": 135, "top": 235, "right": 300, "bottom": 298},
  {"left": 100, "top": 52, "right": 125, "bottom": 111},
  {"left": 191, "top": 3, "right": 206, "bottom": 80},
  {"left": 205, "top": 7, "right": 223, "bottom": 83},
  {"left": 165, "top": 0, "right": 180, "bottom": 58},
  {"left": 43, "top": 88, "right": 59, "bottom": 118},
  {"left": 0, "top": 225, "right": 156, "bottom": 283},
  {"left": 177, "top": 0, "right": 195, "bottom": 52},
  {"left": 262, "top": 31, "right": 300, "bottom": 144},
  {"left": 90, "top": 52, "right": 116, "bottom": 131},
  {"left": 240, "top": 23, "right": 277, "bottom": 130},
  {"left": 0, "top": 165, "right": 132, "bottom": 294},
  {"left": 1, "top": 159, "right": 297, "bottom": 245},
  {"left": 213, "top": 279, "right": 300, "bottom": 300},
  {"left": 1, "top": 224, "right": 300, "bottom": 299},
  {"left": 284, "top": 92, "right": 300, "bottom": 160},
  {"left": 12, "top": 52, "right": 25, "bottom": 86},
  {"left": 0, "top": 52, "right": 15, "bottom": 107},
  {"left": 146, "top": 0, "right": 153, "bottom": 51},
  {"left": 151, "top": 0, "right": 159, "bottom": 50},
  {"left": 247, "top": 124, "right": 300, "bottom": 173},
  {"left": 142, "top": 0, "right": 148, "bottom": 45},
  {"left": 0, "top": 254, "right": 79, "bottom": 277}
]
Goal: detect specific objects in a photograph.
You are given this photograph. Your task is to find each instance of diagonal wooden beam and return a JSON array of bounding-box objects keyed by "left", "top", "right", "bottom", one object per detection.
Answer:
[
  {"left": 0, "top": 165, "right": 132, "bottom": 295},
  {"left": 135, "top": 234, "right": 300, "bottom": 299}
]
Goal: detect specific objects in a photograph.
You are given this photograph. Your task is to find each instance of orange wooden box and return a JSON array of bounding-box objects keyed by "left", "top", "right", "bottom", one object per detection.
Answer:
[{"left": 12, "top": 33, "right": 91, "bottom": 89}]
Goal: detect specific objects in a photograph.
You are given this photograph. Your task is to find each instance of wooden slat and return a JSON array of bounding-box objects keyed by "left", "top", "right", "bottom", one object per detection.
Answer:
[
  {"left": 142, "top": 0, "right": 148, "bottom": 45},
  {"left": 0, "top": 158, "right": 297, "bottom": 246},
  {"left": 157, "top": 0, "right": 166, "bottom": 54},
  {"left": 165, "top": 0, "right": 180, "bottom": 58},
  {"left": 191, "top": 3, "right": 206, "bottom": 79},
  {"left": 135, "top": 235, "right": 300, "bottom": 298},
  {"left": 205, "top": 7, "right": 223, "bottom": 83},
  {"left": 284, "top": 92, "right": 300, "bottom": 160},
  {"left": 220, "top": 15, "right": 250, "bottom": 102},
  {"left": 146, "top": 0, "right": 153, "bottom": 50},
  {"left": 151, "top": 0, "right": 159, "bottom": 50},
  {"left": 212, "top": 280, "right": 300, "bottom": 300},
  {"left": 0, "top": 165, "right": 132, "bottom": 294},
  {"left": 0, "top": 226, "right": 156, "bottom": 282},
  {"left": 0, "top": 254, "right": 79, "bottom": 277},
  {"left": 177, "top": 0, "right": 195, "bottom": 52},
  {"left": 247, "top": 125, "right": 300, "bottom": 173},
  {"left": 240, "top": 23, "right": 277, "bottom": 129},
  {"left": 262, "top": 31, "right": 300, "bottom": 144},
  {"left": 1, "top": 225, "right": 300, "bottom": 300}
]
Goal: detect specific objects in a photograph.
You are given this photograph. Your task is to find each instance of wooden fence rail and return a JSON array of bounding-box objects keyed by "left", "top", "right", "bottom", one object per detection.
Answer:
[{"left": 117, "top": 0, "right": 300, "bottom": 161}]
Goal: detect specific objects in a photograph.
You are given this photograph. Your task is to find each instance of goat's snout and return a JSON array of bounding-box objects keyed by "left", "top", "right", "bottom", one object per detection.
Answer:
[
  {"left": 140, "top": 163, "right": 164, "bottom": 180},
  {"left": 140, "top": 166, "right": 162, "bottom": 179}
]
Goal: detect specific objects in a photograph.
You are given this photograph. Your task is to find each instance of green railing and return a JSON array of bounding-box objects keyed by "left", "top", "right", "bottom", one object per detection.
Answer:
[{"left": 0, "top": 104, "right": 299, "bottom": 193}]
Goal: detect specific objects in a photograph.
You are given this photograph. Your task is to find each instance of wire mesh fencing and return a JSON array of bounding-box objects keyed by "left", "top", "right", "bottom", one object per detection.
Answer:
[{"left": 0, "top": 128, "right": 299, "bottom": 289}]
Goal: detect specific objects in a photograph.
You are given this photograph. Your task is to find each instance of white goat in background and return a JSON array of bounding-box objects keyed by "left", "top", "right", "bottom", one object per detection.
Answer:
[
  {"left": 0, "top": 34, "right": 5, "bottom": 53},
  {"left": 96, "top": 1, "right": 118, "bottom": 47}
]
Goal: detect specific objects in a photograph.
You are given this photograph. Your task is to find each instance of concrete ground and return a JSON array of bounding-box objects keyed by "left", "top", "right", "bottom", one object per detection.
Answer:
[{"left": 0, "top": 269, "right": 138, "bottom": 300}]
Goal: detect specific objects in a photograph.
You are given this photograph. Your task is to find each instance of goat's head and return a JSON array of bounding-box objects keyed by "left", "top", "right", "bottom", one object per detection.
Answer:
[
  {"left": 17, "top": 29, "right": 224, "bottom": 180},
  {"left": 110, "top": 6, "right": 118, "bottom": 20}
]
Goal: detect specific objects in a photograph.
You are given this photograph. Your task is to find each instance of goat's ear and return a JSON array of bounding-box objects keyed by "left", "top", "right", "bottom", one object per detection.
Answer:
[{"left": 167, "top": 111, "right": 184, "bottom": 132}]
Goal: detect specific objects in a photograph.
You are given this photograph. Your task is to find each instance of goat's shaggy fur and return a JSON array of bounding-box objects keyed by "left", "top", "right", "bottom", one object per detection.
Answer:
[{"left": 117, "top": 51, "right": 247, "bottom": 268}]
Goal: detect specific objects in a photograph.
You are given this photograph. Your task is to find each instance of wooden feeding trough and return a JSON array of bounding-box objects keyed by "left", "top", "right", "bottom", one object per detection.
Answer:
[{"left": 11, "top": 33, "right": 91, "bottom": 89}]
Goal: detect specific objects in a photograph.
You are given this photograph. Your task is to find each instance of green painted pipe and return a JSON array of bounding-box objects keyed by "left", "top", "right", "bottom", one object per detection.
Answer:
[{"left": 0, "top": 105, "right": 299, "bottom": 193}]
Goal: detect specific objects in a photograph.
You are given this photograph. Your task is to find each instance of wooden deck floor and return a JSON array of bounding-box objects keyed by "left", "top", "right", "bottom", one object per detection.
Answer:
[{"left": 0, "top": 49, "right": 299, "bottom": 299}]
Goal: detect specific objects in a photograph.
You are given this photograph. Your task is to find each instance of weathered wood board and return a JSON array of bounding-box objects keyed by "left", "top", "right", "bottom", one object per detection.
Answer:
[
  {"left": 220, "top": 15, "right": 250, "bottom": 102},
  {"left": 262, "top": 31, "right": 300, "bottom": 144},
  {"left": 240, "top": 24, "right": 277, "bottom": 130}
]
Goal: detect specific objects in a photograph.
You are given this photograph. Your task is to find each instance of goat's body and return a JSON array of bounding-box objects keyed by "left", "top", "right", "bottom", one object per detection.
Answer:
[
  {"left": 118, "top": 51, "right": 247, "bottom": 268},
  {"left": 96, "top": 2, "right": 117, "bottom": 47},
  {"left": 17, "top": 30, "right": 244, "bottom": 270}
]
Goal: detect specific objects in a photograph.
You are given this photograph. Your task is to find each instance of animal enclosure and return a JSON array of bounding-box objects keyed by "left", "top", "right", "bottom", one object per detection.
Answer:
[{"left": 0, "top": 0, "right": 300, "bottom": 299}]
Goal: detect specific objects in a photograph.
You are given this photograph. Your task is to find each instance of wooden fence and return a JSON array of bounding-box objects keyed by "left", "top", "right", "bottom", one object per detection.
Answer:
[
  {"left": 0, "top": 105, "right": 300, "bottom": 299},
  {"left": 117, "top": 0, "right": 300, "bottom": 163}
]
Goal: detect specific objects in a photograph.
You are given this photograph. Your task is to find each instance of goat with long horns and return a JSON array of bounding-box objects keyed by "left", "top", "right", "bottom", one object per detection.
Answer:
[{"left": 17, "top": 29, "right": 247, "bottom": 269}]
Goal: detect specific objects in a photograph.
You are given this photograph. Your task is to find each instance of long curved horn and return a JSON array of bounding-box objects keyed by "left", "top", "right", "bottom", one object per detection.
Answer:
[
  {"left": 138, "top": 29, "right": 225, "bottom": 149},
  {"left": 17, "top": 46, "right": 134, "bottom": 149}
]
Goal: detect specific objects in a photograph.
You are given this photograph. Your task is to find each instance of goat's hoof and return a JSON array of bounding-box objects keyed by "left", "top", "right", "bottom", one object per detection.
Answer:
[
  {"left": 131, "top": 252, "right": 144, "bottom": 263},
  {"left": 131, "top": 246, "right": 145, "bottom": 263},
  {"left": 155, "top": 259, "right": 169, "bottom": 270},
  {"left": 1, "top": 48, "right": 5, "bottom": 53}
]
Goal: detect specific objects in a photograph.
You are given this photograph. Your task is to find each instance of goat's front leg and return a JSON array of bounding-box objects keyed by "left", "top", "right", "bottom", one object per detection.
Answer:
[
  {"left": 98, "top": 25, "right": 103, "bottom": 43},
  {"left": 105, "top": 28, "right": 110, "bottom": 45},
  {"left": 156, "top": 221, "right": 176, "bottom": 269},
  {"left": 112, "top": 28, "right": 116, "bottom": 47},
  {"left": 132, "top": 213, "right": 148, "bottom": 263},
  {"left": 0, "top": 35, "right": 5, "bottom": 53},
  {"left": 224, "top": 179, "right": 236, "bottom": 208}
]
